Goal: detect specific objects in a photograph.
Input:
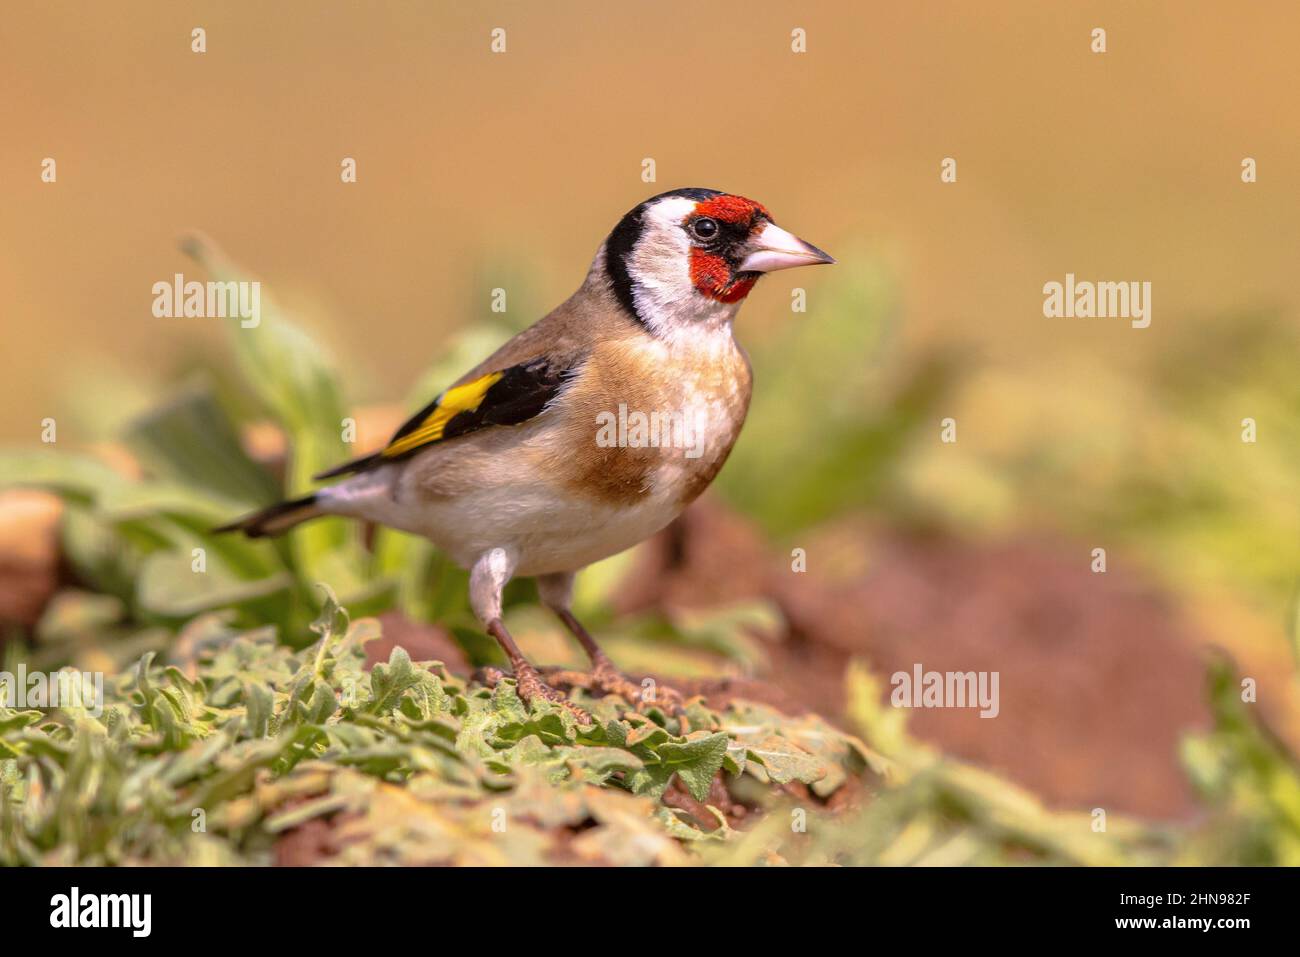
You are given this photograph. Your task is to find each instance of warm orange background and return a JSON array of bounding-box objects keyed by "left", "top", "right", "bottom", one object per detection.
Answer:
[{"left": 2, "top": 1, "right": 1297, "bottom": 440}]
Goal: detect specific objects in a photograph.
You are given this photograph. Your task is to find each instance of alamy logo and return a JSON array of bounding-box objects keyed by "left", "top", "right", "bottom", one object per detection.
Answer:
[
  {"left": 49, "top": 887, "right": 151, "bottom": 937},
  {"left": 152, "top": 272, "right": 261, "bottom": 328},
  {"left": 0, "top": 666, "right": 103, "bottom": 717},
  {"left": 1042, "top": 273, "right": 1151, "bottom": 328},
  {"left": 595, "top": 403, "right": 707, "bottom": 459},
  {"left": 891, "top": 664, "right": 1000, "bottom": 718}
]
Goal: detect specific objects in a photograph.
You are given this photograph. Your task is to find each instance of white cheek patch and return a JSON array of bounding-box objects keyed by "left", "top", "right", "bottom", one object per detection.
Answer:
[{"left": 630, "top": 197, "right": 694, "bottom": 295}]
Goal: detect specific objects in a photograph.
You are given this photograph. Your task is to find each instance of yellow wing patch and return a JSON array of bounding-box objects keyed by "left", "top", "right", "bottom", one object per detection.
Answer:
[{"left": 381, "top": 371, "right": 504, "bottom": 458}]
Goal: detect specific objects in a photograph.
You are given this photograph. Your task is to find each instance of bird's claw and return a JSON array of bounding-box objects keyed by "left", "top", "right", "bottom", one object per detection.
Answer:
[
  {"left": 590, "top": 658, "right": 685, "bottom": 716},
  {"left": 515, "top": 664, "right": 593, "bottom": 726}
]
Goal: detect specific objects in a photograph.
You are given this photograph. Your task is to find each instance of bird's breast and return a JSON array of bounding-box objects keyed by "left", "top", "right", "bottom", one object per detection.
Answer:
[{"left": 554, "top": 329, "right": 753, "bottom": 509}]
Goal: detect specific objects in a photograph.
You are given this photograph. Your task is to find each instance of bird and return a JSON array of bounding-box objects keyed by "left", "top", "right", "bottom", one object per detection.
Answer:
[{"left": 218, "top": 187, "right": 834, "bottom": 721}]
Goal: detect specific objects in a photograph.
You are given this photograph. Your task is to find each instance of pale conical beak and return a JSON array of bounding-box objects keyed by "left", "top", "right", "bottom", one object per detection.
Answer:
[{"left": 738, "top": 221, "right": 836, "bottom": 273}]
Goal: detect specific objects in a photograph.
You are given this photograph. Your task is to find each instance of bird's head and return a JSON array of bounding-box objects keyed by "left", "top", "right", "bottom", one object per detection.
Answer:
[{"left": 599, "top": 187, "right": 834, "bottom": 338}]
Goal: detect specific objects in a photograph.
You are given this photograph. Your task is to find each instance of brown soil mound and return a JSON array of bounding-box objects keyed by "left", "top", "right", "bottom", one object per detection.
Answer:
[{"left": 620, "top": 498, "right": 1214, "bottom": 821}]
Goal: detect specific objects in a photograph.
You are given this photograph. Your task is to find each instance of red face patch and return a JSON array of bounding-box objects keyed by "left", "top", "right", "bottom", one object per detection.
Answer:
[
  {"left": 692, "top": 194, "right": 768, "bottom": 225},
  {"left": 689, "top": 249, "right": 758, "bottom": 303}
]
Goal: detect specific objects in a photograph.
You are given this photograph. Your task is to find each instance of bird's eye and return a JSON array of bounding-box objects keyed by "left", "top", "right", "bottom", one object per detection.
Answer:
[{"left": 691, "top": 217, "right": 719, "bottom": 240}]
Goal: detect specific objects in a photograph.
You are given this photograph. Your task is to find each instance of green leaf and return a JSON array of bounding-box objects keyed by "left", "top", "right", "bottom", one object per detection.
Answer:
[
  {"left": 137, "top": 549, "right": 292, "bottom": 618},
  {"left": 742, "top": 735, "right": 827, "bottom": 785},
  {"left": 658, "top": 732, "right": 729, "bottom": 802},
  {"left": 366, "top": 646, "right": 422, "bottom": 715},
  {"left": 0, "top": 449, "right": 128, "bottom": 503},
  {"left": 243, "top": 682, "right": 273, "bottom": 738},
  {"left": 122, "top": 384, "right": 279, "bottom": 507},
  {"left": 296, "top": 683, "right": 339, "bottom": 726},
  {"left": 309, "top": 584, "right": 351, "bottom": 643}
]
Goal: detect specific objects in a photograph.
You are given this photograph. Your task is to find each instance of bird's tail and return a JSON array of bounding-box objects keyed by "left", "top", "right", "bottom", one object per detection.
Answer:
[{"left": 214, "top": 493, "right": 323, "bottom": 538}]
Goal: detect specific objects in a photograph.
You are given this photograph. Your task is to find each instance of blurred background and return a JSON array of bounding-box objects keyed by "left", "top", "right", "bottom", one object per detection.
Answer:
[{"left": 3, "top": 1, "right": 1300, "bottom": 863}]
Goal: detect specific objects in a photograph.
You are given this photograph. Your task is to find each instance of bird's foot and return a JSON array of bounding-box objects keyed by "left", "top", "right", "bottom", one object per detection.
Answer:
[
  {"left": 589, "top": 657, "right": 685, "bottom": 715},
  {"left": 512, "top": 663, "right": 592, "bottom": 726}
]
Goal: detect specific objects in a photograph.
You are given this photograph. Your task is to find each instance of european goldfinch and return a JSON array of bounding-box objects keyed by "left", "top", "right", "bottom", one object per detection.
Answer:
[{"left": 219, "top": 188, "right": 833, "bottom": 720}]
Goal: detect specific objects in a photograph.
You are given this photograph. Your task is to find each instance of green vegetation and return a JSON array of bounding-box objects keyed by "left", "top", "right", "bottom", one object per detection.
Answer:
[
  {"left": 0, "top": 589, "right": 875, "bottom": 865},
  {"left": 5, "top": 596, "right": 1296, "bottom": 865}
]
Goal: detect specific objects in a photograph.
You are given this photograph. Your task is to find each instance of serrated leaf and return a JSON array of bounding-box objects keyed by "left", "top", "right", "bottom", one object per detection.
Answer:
[
  {"left": 658, "top": 732, "right": 729, "bottom": 801},
  {"left": 744, "top": 736, "right": 828, "bottom": 785}
]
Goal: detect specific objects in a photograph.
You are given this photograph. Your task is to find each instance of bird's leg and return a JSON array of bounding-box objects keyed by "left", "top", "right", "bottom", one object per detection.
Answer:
[
  {"left": 470, "top": 550, "right": 590, "bottom": 724},
  {"left": 485, "top": 619, "right": 586, "bottom": 714},
  {"left": 537, "top": 571, "right": 683, "bottom": 712}
]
